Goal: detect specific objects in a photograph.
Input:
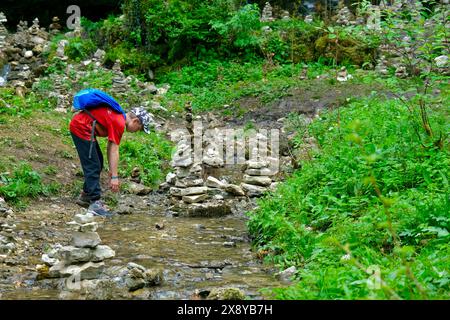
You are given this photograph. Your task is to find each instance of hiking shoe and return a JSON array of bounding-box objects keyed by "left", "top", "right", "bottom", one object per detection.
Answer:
[
  {"left": 88, "top": 200, "right": 115, "bottom": 217},
  {"left": 76, "top": 192, "right": 91, "bottom": 208}
]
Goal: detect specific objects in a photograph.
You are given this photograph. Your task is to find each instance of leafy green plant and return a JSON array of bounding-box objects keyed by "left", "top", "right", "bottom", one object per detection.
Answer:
[
  {"left": 119, "top": 132, "right": 173, "bottom": 186},
  {"left": 248, "top": 93, "right": 449, "bottom": 299},
  {"left": 0, "top": 163, "right": 60, "bottom": 205},
  {"left": 64, "top": 37, "right": 96, "bottom": 62}
]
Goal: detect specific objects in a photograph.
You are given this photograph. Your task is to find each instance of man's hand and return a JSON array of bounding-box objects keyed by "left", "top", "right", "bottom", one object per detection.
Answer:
[{"left": 110, "top": 177, "right": 120, "bottom": 192}]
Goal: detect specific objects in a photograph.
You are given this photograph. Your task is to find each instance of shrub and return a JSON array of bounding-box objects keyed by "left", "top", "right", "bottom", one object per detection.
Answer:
[
  {"left": 248, "top": 95, "right": 449, "bottom": 299},
  {"left": 0, "top": 163, "right": 59, "bottom": 204}
]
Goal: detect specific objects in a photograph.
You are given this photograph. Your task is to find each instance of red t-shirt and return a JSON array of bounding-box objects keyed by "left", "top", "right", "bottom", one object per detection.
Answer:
[{"left": 69, "top": 106, "right": 126, "bottom": 145}]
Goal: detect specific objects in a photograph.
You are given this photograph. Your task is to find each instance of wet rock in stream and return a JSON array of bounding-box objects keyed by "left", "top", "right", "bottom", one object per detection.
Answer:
[{"left": 37, "top": 211, "right": 115, "bottom": 281}]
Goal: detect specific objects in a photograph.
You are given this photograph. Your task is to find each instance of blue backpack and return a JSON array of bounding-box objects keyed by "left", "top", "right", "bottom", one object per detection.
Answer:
[
  {"left": 72, "top": 88, "right": 126, "bottom": 158},
  {"left": 73, "top": 88, "right": 126, "bottom": 119}
]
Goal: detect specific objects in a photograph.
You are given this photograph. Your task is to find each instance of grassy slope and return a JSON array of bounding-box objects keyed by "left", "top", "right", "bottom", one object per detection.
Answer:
[{"left": 247, "top": 79, "right": 450, "bottom": 299}]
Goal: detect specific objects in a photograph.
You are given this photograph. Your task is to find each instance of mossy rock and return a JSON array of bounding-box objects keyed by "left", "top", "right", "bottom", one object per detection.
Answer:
[
  {"left": 314, "top": 34, "right": 376, "bottom": 66},
  {"left": 292, "top": 43, "right": 315, "bottom": 63},
  {"left": 207, "top": 287, "right": 246, "bottom": 300}
]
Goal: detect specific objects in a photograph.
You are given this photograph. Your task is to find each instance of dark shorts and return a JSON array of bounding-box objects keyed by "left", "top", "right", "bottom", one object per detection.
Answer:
[{"left": 71, "top": 132, "right": 104, "bottom": 201}]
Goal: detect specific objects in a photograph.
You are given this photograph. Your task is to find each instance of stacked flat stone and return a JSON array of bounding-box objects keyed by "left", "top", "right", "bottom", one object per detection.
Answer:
[
  {"left": 260, "top": 2, "right": 274, "bottom": 22},
  {"left": 92, "top": 49, "right": 106, "bottom": 67},
  {"left": 336, "top": 66, "right": 353, "bottom": 82},
  {"left": 375, "top": 55, "right": 389, "bottom": 76},
  {"left": 0, "top": 198, "right": 16, "bottom": 257},
  {"left": 52, "top": 73, "right": 72, "bottom": 112},
  {"left": 41, "top": 211, "right": 115, "bottom": 281},
  {"left": 17, "top": 20, "right": 27, "bottom": 33},
  {"left": 1, "top": 15, "right": 50, "bottom": 93},
  {"left": 65, "top": 23, "right": 83, "bottom": 38},
  {"left": 280, "top": 10, "right": 290, "bottom": 20},
  {"left": 240, "top": 157, "right": 277, "bottom": 197},
  {"left": 55, "top": 39, "right": 69, "bottom": 60},
  {"left": 29, "top": 18, "right": 40, "bottom": 35},
  {"left": 49, "top": 16, "right": 62, "bottom": 35},
  {"left": 0, "top": 197, "right": 13, "bottom": 218},
  {"left": 0, "top": 12, "right": 7, "bottom": 50},
  {"left": 366, "top": 4, "right": 381, "bottom": 30},
  {"left": 299, "top": 65, "right": 308, "bottom": 80},
  {"left": 335, "top": 5, "right": 353, "bottom": 26},
  {"left": 304, "top": 15, "right": 313, "bottom": 23},
  {"left": 169, "top": 152, "right": 209, "bottom": 204},
  {"left": 395, "top": 65, "right": 408, "bottom": 78},
  {"left": 203, "top": 127, "right": 225, "bottom": 167},
  {"left": 0, "top": 222, "right": 16, "bottom": 256},
  {"left": 168, "top": 103, "right": 209, "bottom": 204},
  {"left": 112, "top": 60, "right": 129, "bottom": 94}
]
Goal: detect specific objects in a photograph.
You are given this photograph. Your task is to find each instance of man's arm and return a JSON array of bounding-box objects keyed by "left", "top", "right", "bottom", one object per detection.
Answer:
[{"left": 107, "top": 140, "right": 120, "bottom": 192}]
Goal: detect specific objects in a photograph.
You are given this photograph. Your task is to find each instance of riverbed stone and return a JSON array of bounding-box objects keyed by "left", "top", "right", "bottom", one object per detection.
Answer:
[
  {"left": 73, "top": 212, "right": 95, "bottom": 224},
  {"left": 127, "top": 262, "right": 147, "bottom": 272},
  {"left": 71, "top": 231, "right": 101, "bottom": 248},
  {"left": 223, "top": 241, "right": 236, "bottom": 248},
  {"left": 165, "top": 172, "right": 176, "bottom": 184},
  {"left": 91, "top": 245, "right": 115, "bottom": 262},
  {"left": 243, "top": 174, "right": 272, "bottom": 187},
  {"left": 224, "top": 184, "right": 245, "bottom": 196},
  {"left": 182, "top": 194, "right": 209, "bottom": 204},
  {"left": 247, "top": 160, "right": 268, "bottom": 169},
  {"left": 170, "top": 186, "right": 208, "bottom": 197},
  {"left": 57, "top": 246, "right": 92, "bottom": 264},
  {"left": 241, "top": 183, "right": 267, "bottom": 197},
  {"left": 61, "top": 262, "right": 106, "bottom": 280},
  {"left": 175, "top": 177, "right": 204, "bottom": 188},
  {"left": 41, "top": 253, "right": 58, "bottom": 266},
  {"left": 187, "top": 202, "right": 232, "bottom": 217},
  {"left": 206, "top": 176, "right": 227, "bottom": 189},
  {"left": 207, "top": 287, "right": 246, "bottom": 300},
  {"left": 79, "top": 222, "right": 99, "bottom": 233},
  {"left": 277, "top": 266, "right": 297, "bottom": 283},
  {"left": 124, "top": 262, "right": 163, "bottom": 291},
  {"left": 128, "top": 182, "right": 151, "bottom": 195},
  {"left": 125, "top": 276, "right": 146, "bottom": 291},
  {"left": 245, "top": 168, "right": 276, "bottom": 176}
]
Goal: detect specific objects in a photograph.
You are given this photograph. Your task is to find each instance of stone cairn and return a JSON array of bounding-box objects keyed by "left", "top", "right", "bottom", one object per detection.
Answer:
[
  {"left": 112, "top": 59, "right": 129, "bottom": 94},
  {"left": 394, "top": 65, "right": 408, "bottom": 78},
  {"left": 164, "top": 103, "right": 279, "bottom": 214},
  {"left": 335, "top": 3, "right": 354, "bottom": 26},
  {"left": 0, "top": 14, "right": 51, "bottom": 95},
  {"left": 375, "top": 55, "right": 389, "bottom": 76},
  {"left": 169, "top": 103, "right": 210, "bottom": 205},
  {"left": 304, "top": 15, "right": 313, "bottom": 23},
  {"left": 37, "top": 210, "right": 115, "bottom": 282},
  {"left": 280, "top": 10, "right": 290, "bottom": 20},
  {"left": 92, "top": 48, "right": 106, "bottom": 68},
  {"left": 365, "top": 4, "right": 381, "bottom": 30},
  {"left": 241, "top": 160, "right": 277, "bottom": 197},
  {"left": 0, "top": 197, "right": 16, "bottom": 259},
  {"left": 49, "top": 16, "right": 62, "bottom": 35},
  {"left": 0, "top": 12, "right": 7, "bottom": 51},
  {"left": 336, "top": 66, "right": 353, "bottom": 82},
  {"left": 299, "top": 65, "right": 308, "bottom": 80},
  {"left": 260, "top": 2, "right": 274, "bottom": 22}
]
